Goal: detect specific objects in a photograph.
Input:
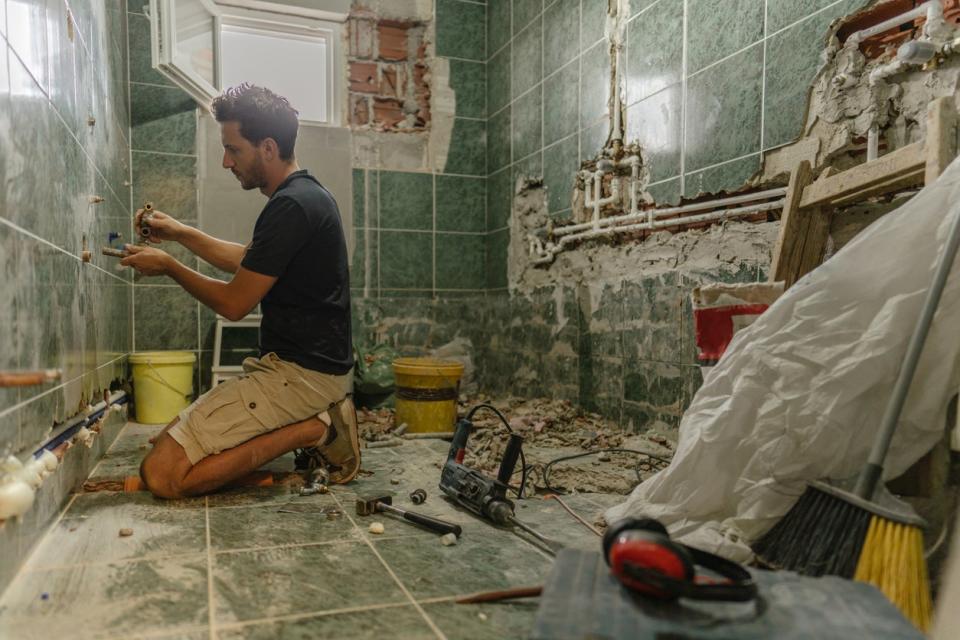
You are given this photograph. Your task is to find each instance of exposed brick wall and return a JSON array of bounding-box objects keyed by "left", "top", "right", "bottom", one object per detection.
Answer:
[{"left": 347, "top": 8, "right": 431, "bottom": 131}]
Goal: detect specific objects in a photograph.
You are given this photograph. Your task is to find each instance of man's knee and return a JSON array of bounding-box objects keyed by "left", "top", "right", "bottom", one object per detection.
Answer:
[{"left": 140, "top": 436, "right": 189, "bottom": 499}]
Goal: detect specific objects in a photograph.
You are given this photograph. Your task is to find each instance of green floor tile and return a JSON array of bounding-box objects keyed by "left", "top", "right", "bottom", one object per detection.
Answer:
[
  {"left": 87, "top": 423, "right": 164, "bottom": 481},
  {"left": 421, "top": 600, "right": 540, "bottom": 640},
  {"left": 212, "top": 541, "right": 408, "bottom": 623},
  {"left": 0, "top": 555, "right": 209, "bottom": 640},
  {"left": 208, "top": 498, "right": 358, "bottom": 551},
  {"left": 217, "top": 605, "right": 436, "bottom": 640}
]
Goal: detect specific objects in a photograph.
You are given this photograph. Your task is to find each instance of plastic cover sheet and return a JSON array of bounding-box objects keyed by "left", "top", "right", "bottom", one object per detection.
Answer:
[{"left": 605, "top": 158, "right": 960, "bottom": 562}]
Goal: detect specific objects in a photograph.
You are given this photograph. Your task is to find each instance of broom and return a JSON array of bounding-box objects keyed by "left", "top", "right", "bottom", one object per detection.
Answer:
[{"left": 754, "top": 199, "right": 960, "bottom": 631}]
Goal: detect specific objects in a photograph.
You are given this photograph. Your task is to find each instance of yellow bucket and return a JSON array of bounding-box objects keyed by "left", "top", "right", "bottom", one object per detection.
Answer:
[
  {"left": 130, "top": 351, "right": 196, "bottom": 424},
  {"left": 393, "top": 357, "right": 464, "bottom": 433}
]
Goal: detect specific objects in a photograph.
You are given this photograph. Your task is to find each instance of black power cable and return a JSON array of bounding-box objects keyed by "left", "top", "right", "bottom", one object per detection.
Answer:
[
  {"left": 463, "top": 403, "right": 529, "bottom": 499},
  {"left": 539, "top": 447, "right": 673, "bottom": 495}
]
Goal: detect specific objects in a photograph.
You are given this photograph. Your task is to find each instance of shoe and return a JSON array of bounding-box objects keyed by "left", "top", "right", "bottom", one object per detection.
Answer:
[{"left": 315, "top": 396, "right": 361, "bottom": 484}]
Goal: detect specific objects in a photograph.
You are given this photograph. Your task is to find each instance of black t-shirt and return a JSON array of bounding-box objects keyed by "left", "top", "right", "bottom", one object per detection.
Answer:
[{"left": 241, "top": 170, "right": 354, "bottom": 375}]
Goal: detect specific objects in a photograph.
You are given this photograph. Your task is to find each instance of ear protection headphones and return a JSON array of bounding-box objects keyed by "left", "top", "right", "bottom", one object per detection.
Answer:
[{"left": 602, "top": 518, "right": 757, "bottom": 602}]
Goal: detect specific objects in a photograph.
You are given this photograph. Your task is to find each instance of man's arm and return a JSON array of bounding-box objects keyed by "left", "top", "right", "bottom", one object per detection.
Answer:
[
  {"left": 121, "top": 246, "right": 275, "bottom": 321},
  {"left": 137, "top": 208, "right": 246, "bottom": 273},
  {"left": 176, "top": 225, "right": 247, "bottom": 274}
]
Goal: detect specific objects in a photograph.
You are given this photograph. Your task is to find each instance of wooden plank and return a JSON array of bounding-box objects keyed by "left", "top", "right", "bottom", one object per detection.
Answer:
[
  {"left": 800, "top": 141, "right": 925, "bottom": 208},
  {"left": 770, "top": 160, "right": 815, "bottom": 284},
  {"left": 925, "top": 95, "right": 957, "bottom": 185},
  {"left": 795, "top": 206, "right": 831, "bottom": 284},
  {"left": 829, "top": 167, "right": 925, "bottom": 207}
]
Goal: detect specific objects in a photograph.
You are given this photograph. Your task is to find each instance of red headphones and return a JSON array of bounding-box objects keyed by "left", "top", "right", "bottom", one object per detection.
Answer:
[{"left": 602, "top": 518, "right": 757, "bottom": 602}]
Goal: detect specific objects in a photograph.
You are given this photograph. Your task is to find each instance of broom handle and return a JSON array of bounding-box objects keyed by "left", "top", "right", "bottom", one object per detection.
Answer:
[{"left": 855, "top": 201, "right": 960, "bottom": 500}]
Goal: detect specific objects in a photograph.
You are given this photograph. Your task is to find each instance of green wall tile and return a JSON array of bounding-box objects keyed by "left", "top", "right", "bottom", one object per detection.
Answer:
[
  {"left": 626, "top": 83, "right": 682, "bottom": 183},
  {"left": 131, "top": 84, "right": 196, "bottom": 154},
  {"left": 580, "top": 117, "right": 608, "bottom": 162},
  {"left": 379, "top": 172, "right": 432, "bottom": 230},
  {"left": 684, "top": 154, "right": 760, "bottom": 198},
  {"left": 437, "top": 0, "right": 486, "bottom": 61},
  {"left": 684, "top": 44, "right": 762, "bottom": 172},
  {"left": 379, "top": 231, "right": 433, "bottom": 289},
  {"left": 543, "top": 61, "right": 579, "bottom": 147},
  {"left": 686, "top": 0, "right": 764, "bottom": 74},
  {"left": 543, "top": 134, "right": 579, "bottom": 215},
  {"left": 449, "top": 59, "right": 486, "bottom": 119},
  {"left": 512, "top": 151, "right": 542, "bottom": 186},
  {"left": 488, "top": 0, "right": 512, "bottom": 55},
  {"left": 437, "top": 175, "right": 486, "bottom": 232},
  {"left": 487, "top": 107, "right": 512, "bottom": 172},
  {"left": 763, "top": 2, "right": 861, "bottom": 150},
  {"left": 544, "top": 0, "right": 579, "bottom": 76},
  {"left": 445, "top": 118, "right": 487, "bottom": 176},
  {"left": 625, "top": 0, "right": 682, "bottom": 106},
  {"left": 512, "top": 85, "right": 542, "bottom": 163},
  {"left": 128, "top": 13, "right": 173, "bottom": 86},
  {"left": 487, "top": 45, "right": 511, "bottom": 116},
  {"left": 646, "top": 177, "right": 681, "bottom": 205},
  {"left": 134, "top": 287, "right": 198, "bottom": 351},
  {"left": 351, "top": 228, "right": 378, "bottom": 290},
  {"left": 437, "top": 233, "right": 485, "bottom": 289},
  {"left": 512, "top": 17, "right": 542, "bottom": 98},
  {"left": 352, "top": 169, "right": 365, "bottom": 228},
  {"left": 486, "top": 228, "right": 509, "bottom": 289},
  {"left": 513, "top": 0, "right": 543, "bottom": 35},
  {"left": 579, "top": 41, "right": 610, "bottom": 129},
  {"left": 487, "top": 167, "right": 513, "bottom": 230},
  {"left": 630, "top": 0, "right": 660, "bottom": 18},
  {"left": 767, "top": 0, "right": 844, "bottom": 34},
  {"left": 132, "top": 152, "right": 198, "bottom": 218},
  {"left": 580, "top": 0, "right": 606, "bottom": 50}
]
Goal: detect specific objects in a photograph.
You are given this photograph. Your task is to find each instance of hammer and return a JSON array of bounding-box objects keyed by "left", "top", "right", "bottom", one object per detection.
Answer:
[{"left": 356, "top": 495, "right": 462, "bottom": 538}]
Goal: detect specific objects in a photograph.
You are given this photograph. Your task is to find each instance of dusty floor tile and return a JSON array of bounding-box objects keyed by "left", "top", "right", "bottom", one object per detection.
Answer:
[
  {"left": 212, "top": 540, "right": 407, "bottom": 623},
  {"left": 0, "top": 555, "right": 208, "bottom": 640},
  {"left": 421, "top": 600, "right": 540, "bottom": 640},
  {"left": 24, "top": 492, "right": 207, "bottom": 569},
  {"left": 87, "top": 423, "right": 164, "bottom": 481},
  {"left": 208, "top": 496, "right": 357, "bottom": 551},
  {"left": 372, "top": 526, "right": 552, "bottom": 599},
  {"left": 216, "top": 604, "right": 436, "bottom": 639}
]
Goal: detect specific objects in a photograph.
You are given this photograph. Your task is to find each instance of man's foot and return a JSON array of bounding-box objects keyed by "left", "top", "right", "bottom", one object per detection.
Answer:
[{"left": 314, "top": 396, "right": 361, "bottom": 484}]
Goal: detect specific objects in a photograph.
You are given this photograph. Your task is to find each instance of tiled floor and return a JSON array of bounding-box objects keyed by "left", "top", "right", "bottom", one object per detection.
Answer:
[{"left": 0, "top": 423, "right": 624, "bottom": 639}]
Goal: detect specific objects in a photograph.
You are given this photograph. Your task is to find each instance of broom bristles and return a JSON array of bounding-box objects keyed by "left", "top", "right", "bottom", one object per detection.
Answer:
[{"left": 853, "top": 516, "right": 932, "bottom": 632}]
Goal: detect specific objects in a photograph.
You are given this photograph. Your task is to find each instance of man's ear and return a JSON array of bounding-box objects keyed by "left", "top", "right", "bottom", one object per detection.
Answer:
[{"left": 261, "top": 137, "right": 280, "bottom": 162}]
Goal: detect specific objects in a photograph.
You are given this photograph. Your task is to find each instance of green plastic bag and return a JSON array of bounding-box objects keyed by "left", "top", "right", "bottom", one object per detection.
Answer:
[{"left": 353, "top": 344, "right": 399, "bottom": 408}]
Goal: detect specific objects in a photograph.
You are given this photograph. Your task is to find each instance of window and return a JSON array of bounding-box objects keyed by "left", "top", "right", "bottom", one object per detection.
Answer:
[{"left": 148, "top": 0, "right": 345, "bottom": 125}]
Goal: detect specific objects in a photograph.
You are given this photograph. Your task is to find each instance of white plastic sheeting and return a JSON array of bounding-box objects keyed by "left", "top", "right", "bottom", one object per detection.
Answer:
[{"left": 605, "top": 158, "right": 960, "bottom": 562}]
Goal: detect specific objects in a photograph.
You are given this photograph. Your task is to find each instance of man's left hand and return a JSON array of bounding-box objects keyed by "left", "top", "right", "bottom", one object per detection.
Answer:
[{"left": 120, "top": 244, "right": 174, "bottom": 276}]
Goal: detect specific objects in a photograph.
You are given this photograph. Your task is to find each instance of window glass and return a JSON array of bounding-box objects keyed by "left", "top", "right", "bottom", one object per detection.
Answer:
[
  {"left": 174, "top": 0, "right": 216, "bottom": 87},
  {"left": 220, "top": 25, "right": 328, "bottom": 122}
]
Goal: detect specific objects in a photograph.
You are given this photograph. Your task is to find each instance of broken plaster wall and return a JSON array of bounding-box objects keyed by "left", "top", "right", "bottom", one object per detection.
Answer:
[{"left": 480, "top": 1, "right": 960, "bottom": 430}]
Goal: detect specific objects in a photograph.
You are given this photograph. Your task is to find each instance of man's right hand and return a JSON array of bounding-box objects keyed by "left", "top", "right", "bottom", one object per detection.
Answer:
[{"left": 136, "top": 208, "right": 185, "bottom": 243}]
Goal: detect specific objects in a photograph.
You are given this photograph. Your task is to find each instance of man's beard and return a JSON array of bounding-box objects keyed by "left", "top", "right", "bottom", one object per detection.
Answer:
[{"left": 236, "top": 158, "right": 266, "bottom": 190}]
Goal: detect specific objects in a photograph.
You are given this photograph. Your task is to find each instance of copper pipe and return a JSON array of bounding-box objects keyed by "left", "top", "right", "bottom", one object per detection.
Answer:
[
  {"left": 0, "top": 370, "right": 61, "bottom": 387},
  {"left": 101, "top": 247, "right": 127, "bottom": 258},
  {"left": 545, "top": 494, "right": 602, "bottom": 537},
  {"left": 455, "top": 586, "right": 543, "bottom": 604}
]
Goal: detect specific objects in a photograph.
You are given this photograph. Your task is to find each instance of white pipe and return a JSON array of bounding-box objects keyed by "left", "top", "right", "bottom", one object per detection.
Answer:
[
  {"left": 612, "top": 46, "right": 623, "bottom": 144},
  {"left": 868, "top": 124, "right": 880, "bottom": 161},
  {"left": 869, "top": 59, "right": 908, "bottom": 85},
  {"left": 531, "top": 200, "right": 785, "bottom": 264},
  {"left": 848, "top": 1, "right": 933, "bottom": 44},
  {"left": 557, "top": 187, "right": 787, "bottom": 237}
]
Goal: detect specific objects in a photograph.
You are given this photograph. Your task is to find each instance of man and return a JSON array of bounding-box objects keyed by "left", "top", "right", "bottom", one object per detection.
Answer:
[{"left": 122, "top": 84, "right": 358, "bottom": 499}]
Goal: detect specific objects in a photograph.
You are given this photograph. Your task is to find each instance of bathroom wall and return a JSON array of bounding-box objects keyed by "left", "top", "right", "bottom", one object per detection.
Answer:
[{"left": 0, "top": 0, "right": 132, "bottom": 594}]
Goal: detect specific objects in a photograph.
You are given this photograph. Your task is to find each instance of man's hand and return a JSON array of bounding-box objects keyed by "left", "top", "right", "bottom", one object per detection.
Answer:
[
  {"left": 136, "top": 208, "right": 185, "bottom": 243},
  {"left": 120, "top": 245, "right": 174, "bottom": 276}
]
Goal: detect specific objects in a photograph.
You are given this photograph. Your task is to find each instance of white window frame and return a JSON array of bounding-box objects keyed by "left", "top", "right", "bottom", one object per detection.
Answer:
[{"left": 148, "top": 0, "right": 345, "bottom": 126}]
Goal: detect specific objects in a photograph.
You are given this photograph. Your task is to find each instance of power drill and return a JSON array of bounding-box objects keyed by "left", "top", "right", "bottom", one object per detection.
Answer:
[{"left": 439, "top": 414, "right": 524, "bottom": 526}]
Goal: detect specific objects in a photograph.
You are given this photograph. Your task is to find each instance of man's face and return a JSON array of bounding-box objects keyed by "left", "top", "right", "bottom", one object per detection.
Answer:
[{"left": 220, "top": 121, "right": 266, "bottom": 191}]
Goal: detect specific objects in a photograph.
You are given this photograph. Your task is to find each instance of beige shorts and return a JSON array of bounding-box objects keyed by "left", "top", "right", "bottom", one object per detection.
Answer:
[{"left": 169, "top": 352, "right": 351, "bottom": 464}]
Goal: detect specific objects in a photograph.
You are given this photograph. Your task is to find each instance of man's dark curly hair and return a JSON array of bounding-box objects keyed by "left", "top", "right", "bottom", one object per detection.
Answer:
[{"left": 211, "top": 84, "right": 299, "bottom": 160}]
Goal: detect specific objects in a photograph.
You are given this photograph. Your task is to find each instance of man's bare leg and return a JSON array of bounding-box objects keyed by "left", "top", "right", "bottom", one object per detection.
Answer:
[
  {"left": 141, "top": 415, "right": 328, "bottom": 499},
  {"left": 148, "top": 417, "right": 180, "bottom": 444}
]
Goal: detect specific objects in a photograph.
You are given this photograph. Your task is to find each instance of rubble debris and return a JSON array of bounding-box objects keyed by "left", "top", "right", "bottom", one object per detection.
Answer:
[
  {"left": 356, "top": 394, "right": 674, "bottom": 495},
  {"left": 118, "top": 528, "right": 133, "bottom": 537},
  {"left": 440, "top": 532, "right": 458, "bottom": 546},
  {"left": 368, "top": 522, "right": 385, "bottom": 534}
]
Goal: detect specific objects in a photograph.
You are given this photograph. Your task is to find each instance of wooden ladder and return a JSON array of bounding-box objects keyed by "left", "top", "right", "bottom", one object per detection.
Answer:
[{"left": 770, "top": 96, "right": 959, "bottom": 288}]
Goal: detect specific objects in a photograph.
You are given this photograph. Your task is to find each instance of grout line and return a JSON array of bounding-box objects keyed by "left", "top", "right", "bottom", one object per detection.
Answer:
[
  {"left": 686, "top": 150, "right": 761, "bottom": 177},
  {"left": 131, "top": 148, "right": 199, "bottom": 159},
  {"left": 205, "top": 496, "right": 216, "bottom": 640},
  {"left": 432, "top": 172, "right": 437, "bottom": 294},
  {"left": 126, "top": 0, "right": 137, "bottom": 355},
  {"left": 214, "top": 601, "right": 413, "bottom": 632},
  {"left": 329, "top": 492, "right": 448, "bottom": 640},
  {"left": 680, "top": 0, "right": 688, "bottom": 196},
  {"left": 760, "top": 0, "right": 769, "bottom": 153},
  {"left": 23, "top": 551, "right": 208, "bottom": 574}
]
